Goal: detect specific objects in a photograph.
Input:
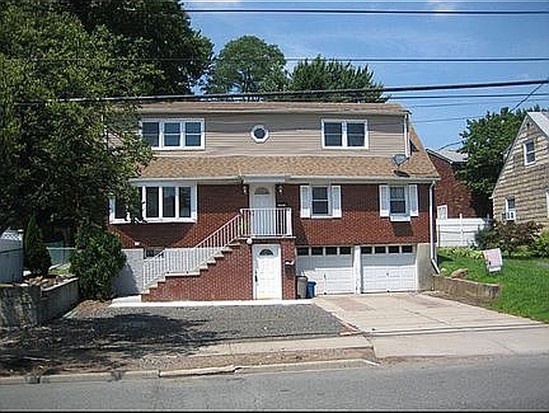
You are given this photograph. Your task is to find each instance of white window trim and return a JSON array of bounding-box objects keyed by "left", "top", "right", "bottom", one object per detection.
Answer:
[
  {"left": 546, "top": 189, "right": 549, "bottom": 219},
  {"left": 321, "top": 119, "right": 369, "bottom": 150},
  {"left": 110, "top": 183, "right": 197, "bottom": 224},
  {"left": 379, "top": 184, "right": 418, "bottom": 222},
  {"left": 140, "top": 118, "right": 205, "bottom": 150},
  {"left": 504, "top": 197, "right": 516, "bottom": 221},
  {"left": 250, "top": 124, "right": 270, "bottom": 143},
  {"left": 300, "top": 184, "right": 342, "bottom": 219},
  {"left": 523, "top": 139, "right": 536, "bottom": 166},
  {"left": 437, "top": 205, "right": 448, "bottom": 220}
]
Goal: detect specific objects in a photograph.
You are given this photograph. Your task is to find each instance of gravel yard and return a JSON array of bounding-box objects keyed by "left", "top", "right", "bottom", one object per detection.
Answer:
[{"left": 0, "top": 299, "right": 349, "bottom": 377}]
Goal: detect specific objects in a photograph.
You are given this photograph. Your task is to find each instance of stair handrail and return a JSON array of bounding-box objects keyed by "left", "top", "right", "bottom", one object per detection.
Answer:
[{"left": 142, "top": 212, "right": 247, "bottom": 288}]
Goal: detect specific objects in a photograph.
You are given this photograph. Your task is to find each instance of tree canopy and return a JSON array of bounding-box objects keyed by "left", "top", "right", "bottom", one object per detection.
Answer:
[
  {"left": 284, "top": 56, "right": 387, "bottom": 103},
  {"left": 59, "top": 0, "right": 213, "bottom": 95},
  {"left": 456, "top": 107, "right": 532, "bottom": 216},
  {"left": 204, "top": 35, "right": 287, "bottom": 97},
  {"left": 0, "top": 0, "right": 154, "bottom": 240}
]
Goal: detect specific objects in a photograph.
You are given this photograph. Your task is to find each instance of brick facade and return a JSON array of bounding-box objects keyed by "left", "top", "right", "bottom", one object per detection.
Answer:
[
  {"left": 428, "top": 154, "right": 479, "bottom": 218},
  {"left": 110, "top": 183, "right": 431, "bottom": 249},
  {"left": 142, "top": 238, "right": 297, "bottom": 301},
  {"left": 115, "top": 183, "right": 431, "bottom": 302}
]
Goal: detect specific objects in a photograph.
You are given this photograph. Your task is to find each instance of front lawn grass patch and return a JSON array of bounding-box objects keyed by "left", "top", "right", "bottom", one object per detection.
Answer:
[{"left": 438, "top": 249, "right": 549, "bottom": 323}]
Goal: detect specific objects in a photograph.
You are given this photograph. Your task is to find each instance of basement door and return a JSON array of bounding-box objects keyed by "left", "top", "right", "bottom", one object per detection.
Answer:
[{"left": 252, "top": 244, "right": 282, "bottom": 300}]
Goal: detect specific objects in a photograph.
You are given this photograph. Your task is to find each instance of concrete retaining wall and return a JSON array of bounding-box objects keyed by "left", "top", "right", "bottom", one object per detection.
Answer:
[
  {"left": 432, "top": 274, "right": 500, "bottom": 303},
  {"left": 0, "top": 278, "right": 79, "bottom": 327}
]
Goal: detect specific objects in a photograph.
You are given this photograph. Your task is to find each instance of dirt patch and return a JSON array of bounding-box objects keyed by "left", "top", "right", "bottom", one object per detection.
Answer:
[{"left": 0, "top": 299, "right": 352, "bottom": 377}]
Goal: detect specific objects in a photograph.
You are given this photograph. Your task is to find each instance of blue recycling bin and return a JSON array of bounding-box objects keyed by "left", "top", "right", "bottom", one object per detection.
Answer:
[{"left": 306, "top": 281, "right": 317, "bottom": 298}]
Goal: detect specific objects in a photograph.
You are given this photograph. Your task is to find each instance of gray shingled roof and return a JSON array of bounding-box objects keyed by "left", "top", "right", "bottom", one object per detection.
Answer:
[
  {"left": 528, "top": 111, "right": 549, "bottom": 137},
  {"left": 426, "top": 148, "right": 468, "bottom": 164}
]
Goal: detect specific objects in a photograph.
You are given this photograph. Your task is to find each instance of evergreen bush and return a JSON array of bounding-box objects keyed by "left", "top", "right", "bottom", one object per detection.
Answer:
[
  {"left": 70, "top": 225, "right": 126, "bottom": 301},
  {"left": 23, "top": 216, "right": 52, "bottom": 276}
]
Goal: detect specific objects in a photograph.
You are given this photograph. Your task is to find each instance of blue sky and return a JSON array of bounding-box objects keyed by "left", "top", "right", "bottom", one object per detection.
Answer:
[{"left": 184, "top": 0, "right": 549, "bottom": 150}]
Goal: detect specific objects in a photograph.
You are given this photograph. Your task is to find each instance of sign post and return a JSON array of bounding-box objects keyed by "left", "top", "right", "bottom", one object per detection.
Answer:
[{"left": 482, "top": 248, "right": 503, "bottom": 273}]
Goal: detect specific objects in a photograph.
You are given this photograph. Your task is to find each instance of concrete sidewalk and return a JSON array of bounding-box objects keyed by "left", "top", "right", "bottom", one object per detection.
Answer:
[{"left": 312, "top": 293, "right": 549, "bottom": 359}]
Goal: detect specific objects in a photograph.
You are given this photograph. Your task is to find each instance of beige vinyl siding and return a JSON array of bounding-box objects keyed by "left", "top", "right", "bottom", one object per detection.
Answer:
[
  {"left": 492, "top": 118, "right": 549, "bottom": 228},
  {"left": 141, "top": 112, "right": 405, "bottom": 157}
]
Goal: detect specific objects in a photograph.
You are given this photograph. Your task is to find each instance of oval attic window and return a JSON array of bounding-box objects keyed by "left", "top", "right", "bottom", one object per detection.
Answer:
[{"left": 251, "top": 125, "right": 269, "bottom": 143}]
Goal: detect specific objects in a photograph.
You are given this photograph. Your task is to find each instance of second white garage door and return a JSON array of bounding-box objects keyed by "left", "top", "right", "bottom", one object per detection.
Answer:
[{"left": 361, "top": 245, "right": 417, "bottom": 293}]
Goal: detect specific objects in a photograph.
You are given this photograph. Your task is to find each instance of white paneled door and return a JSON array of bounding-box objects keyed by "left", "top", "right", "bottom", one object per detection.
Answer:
[{"left": 252, "top": 244, "right": 282, "bottom": 300}]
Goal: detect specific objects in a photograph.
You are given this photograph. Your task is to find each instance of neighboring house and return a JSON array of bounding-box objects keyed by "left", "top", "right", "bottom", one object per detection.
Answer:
[
  {"left": 108, "top": 101, "right": 440, "bottom": 302},
  {"left": 426, "top": 148, "right": 478, "bottom": 219},
  {"left": 492, "top": 111, "right": 549, "bottom": 228},
  {"left": 427, "top": 148, "right": 490, "bottom": 247}
]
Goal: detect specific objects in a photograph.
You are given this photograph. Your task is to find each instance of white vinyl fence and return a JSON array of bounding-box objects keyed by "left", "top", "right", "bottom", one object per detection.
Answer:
[
  {"left": 436, "top": 216, "right": 491, "bottom": 247},
  {"left": 0, "top": 230, "right": 23, "bottom": 283}
]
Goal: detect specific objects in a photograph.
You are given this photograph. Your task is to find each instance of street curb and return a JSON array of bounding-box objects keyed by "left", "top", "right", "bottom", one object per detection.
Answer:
[
  {"left": 159, "top": 365, "right": 239, "bottom": 378},
  {"left": 0, "top": 358, "right": 380, "bottom": 385}
]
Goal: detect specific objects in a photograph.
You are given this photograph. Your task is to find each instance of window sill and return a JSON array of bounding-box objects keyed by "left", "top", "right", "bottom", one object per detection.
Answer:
[
  {"left": 151, "top": 147, "right": 205, "bottom": 151},
  {"left": 321, "top": 146, "right": 369, "bottom": 150},
  {"left": 389, "top": 214, "right": 411, "bottom": 222},
  {"left": 110, "top": 218, "right": 197, "bottom": 224}
]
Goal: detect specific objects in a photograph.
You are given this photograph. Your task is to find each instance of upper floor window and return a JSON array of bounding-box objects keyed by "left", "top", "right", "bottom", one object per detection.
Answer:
[
  {"left": 140, "top": 119, "right": 204, "bottom": 150},
  {"left": 523, "top": 139, "right": 536, "bottom": 165},
  {"left": 110, "top": 183, "right": 197, "bottom": 224},
  {"left": 379, "top": 184, "right": 419, "bottom": 222},
  {"left": 322, "top": 120, "right": 368, "bottom": 149}
]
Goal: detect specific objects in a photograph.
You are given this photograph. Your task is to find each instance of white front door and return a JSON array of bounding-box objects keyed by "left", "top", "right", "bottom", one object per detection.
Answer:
[
  {"left": 252, "top": 244, "right": 282, "bottom": 300},
  {"left": 250, "top": 184, "right": 276, "bottom": 236}
]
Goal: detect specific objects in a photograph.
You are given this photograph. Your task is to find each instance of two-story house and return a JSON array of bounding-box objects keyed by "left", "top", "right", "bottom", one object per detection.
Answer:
[
  {"left": 492, "top": 111, "right": 549, "bottom": 228},
  {"left": 109, "top": 101, "right": 440, "bottom": 302}
]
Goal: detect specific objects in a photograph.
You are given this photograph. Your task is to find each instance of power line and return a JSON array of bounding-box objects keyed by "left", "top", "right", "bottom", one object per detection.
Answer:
[
  {"left": 16, "top": 79, "right": 546, "bottom": 105},
  {"left": 6, "top": 56, "right": 549, "bottom": 63},
  {"left": 510, "top": 79, "right": 548, "bottom": 112},
  {"left": 186, "top": 8, "right": 549, "bottom": 15},
  {"left": 389, "top": 93, "right": 549, "bottom": 100}
]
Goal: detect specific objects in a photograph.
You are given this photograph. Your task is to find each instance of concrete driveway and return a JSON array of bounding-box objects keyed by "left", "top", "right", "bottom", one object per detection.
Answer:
[{"left": 313, "top": 293, "right": 549, "bottom": 359}]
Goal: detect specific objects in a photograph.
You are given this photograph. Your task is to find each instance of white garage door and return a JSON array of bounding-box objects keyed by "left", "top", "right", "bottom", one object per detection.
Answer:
[
  {"left": 361, "top": 245, "right": 417, "bottom": 293},
  {"left": 296, "top": 246, "right": 354, "bottom": 294}
]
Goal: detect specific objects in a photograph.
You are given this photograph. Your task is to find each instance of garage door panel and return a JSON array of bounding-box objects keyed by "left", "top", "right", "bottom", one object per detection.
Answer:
[
  {"left": 296, "top": 254, "right": 354, "bottom": 295},
  {"left": 361, "top": 249, "right": 417, "bottom": 293}
]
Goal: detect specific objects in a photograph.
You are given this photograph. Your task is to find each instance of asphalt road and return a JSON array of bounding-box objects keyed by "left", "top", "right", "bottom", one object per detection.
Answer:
[{"left": 1, "top": 354, "right": 548, "bottom": 410}]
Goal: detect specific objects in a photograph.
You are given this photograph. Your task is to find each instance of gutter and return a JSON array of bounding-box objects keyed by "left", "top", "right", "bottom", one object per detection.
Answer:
[{"left": 429, "top": 180, "right": 440, "bottom": 274}]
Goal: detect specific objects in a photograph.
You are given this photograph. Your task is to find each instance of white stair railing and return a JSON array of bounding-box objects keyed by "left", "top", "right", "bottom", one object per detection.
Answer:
[{"left": 142, "top": 207, "right": 292, "bottom": 289}]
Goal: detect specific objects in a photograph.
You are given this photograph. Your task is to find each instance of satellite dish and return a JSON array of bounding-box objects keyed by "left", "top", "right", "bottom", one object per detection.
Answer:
[{"left": 392, "top": 154, "right": 408, "bottom": 168}]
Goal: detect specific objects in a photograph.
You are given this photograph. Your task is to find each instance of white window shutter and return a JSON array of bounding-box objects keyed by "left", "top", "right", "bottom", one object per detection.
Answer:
[
  {"left": 190, "top": 185, "right": 198, "bottom": 221},
  {"left": 300, "top": 185, "right": 311, "bottom": 218},
  {"left": 331, "top": 185, "right": 342, "bottom": 218},
  {"left": 409, "top": 184, "right": 419, "bottom": 217},
  {"left": 379, "top": 185, "right": 390, "bottom": 217}
]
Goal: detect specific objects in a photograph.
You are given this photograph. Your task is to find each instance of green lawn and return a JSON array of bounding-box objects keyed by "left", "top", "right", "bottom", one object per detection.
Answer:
[{"left": 437, "top": 249, "right": 549, "bottom": 323}]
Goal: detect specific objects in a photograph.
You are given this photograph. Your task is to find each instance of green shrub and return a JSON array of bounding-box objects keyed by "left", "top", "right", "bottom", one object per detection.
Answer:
[
  {"left": 70, "top": 225, "right": 126, "bottom": 301},
  {"left": 438, "top": 246, "right": 483, "bottom": 260},
  {"left": 475, "top": 220, "right": 542, "bottom": 257},
  {"left": 23, "top": 216, "right": 52, "bottom": 276},
  {"left": 532, "top": 230, "right": 549, "bottom": 258}
]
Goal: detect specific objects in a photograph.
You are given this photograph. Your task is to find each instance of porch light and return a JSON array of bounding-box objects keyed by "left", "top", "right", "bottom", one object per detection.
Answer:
[
  {"left": 242, "top": 184, "right": 249, "bottom": 194},
  {"left": 276, "top": 184, "right": 283, "bottom": 194}
]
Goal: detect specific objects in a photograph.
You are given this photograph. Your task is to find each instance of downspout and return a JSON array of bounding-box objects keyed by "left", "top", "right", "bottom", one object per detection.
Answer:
[{"left": 429, "top": 180, "right": 440, "bottom": 273}]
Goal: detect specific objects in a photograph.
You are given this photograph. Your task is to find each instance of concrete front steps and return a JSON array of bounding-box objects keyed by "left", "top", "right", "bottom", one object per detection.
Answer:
[{"left": 141, "top": 241, "right": 253, "bottom": 302}]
